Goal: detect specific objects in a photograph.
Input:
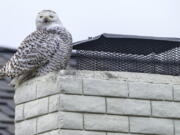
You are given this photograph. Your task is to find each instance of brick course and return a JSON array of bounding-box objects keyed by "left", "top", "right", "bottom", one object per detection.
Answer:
[{"left": 15, "top": 70, "right": 180, "bottom": 135}]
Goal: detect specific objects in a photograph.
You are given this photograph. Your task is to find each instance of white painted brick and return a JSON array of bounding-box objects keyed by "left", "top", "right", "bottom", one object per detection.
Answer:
[
  {"left": 15, "top": 104, "right": 24, "bottom": 121},
  {"left": 60, "top": 94, "right": 105, "bottom": 113},
  {"left": 72, "top": 70, "right": 95, "bottom": 78},
  {"left": 38, "top": 130, "right": 59, "bottom": 135},
  {"left": 15, "top": 119, "right": 36, "bottom": 135},
  {"left": 59, "top": 78, "right": 83, "bottom": 94},
  {"left": 107, "top": 98, "right": 151, "bottom": 116},
  {"left": 24, "top": 97, "right": 48, "bottom": 119},
  {"left": 152, "top": 101, "right": 180, "bottom": 118},
  {"left": 37, "top": 112, "right": 59, "bottom": 133},
  {"left": 129, "top": 82, "right": 173, "bottom": 100},
  {"left": 175, "top": 120, "right": 180, "bottom": 135},
  {"left": 59, "top": 130, "right": 106, "bottom": 135},
  {"left": 58, "top": 70, "right": 180, "bottom": 85},
  {"left": 83, "top": 79, "right": 128, "bottom": 97},
  {"left": 49, "top": 94, "right": 60, "bottom": 112},
  {"left": 14, "top": 81, "right": 36, "bottom": 104},
  {"left": 107, "top": 133, "right": 140, "bottom": 135},
  {"left": 84, "top": 114, "right": 128, "bottom": 132},
  {"left": 36, "top": 73, "right": 59, "bottom": 98},
  {"left": 174, "top": 85, "right": 180, "bottom": 101},
  {"left": 59, "top": 112, "right": 83, "bottom": 130},
  {"left": 130, "top": 117, "right": 174, "bottom": 135},
  {"left": 15, "top": 71, "right": 180, "bottom": 135}
]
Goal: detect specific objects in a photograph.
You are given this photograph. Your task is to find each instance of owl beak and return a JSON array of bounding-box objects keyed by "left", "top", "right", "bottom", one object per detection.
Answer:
[{"left": 43, "top": 17, "right": 49, "bottom": 23}]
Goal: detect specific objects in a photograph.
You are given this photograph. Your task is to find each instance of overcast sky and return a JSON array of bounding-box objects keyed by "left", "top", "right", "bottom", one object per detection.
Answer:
[{"left": 0, "top": 0, "right": 179, "bottom": 48}]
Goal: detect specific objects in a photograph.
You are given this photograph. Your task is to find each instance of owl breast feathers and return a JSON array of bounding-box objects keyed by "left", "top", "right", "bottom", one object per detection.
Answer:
[{"left": 0, "top": 27, "right": 73, "bottom": 82}]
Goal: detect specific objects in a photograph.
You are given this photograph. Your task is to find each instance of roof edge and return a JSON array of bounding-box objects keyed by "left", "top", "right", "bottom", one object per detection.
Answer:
[
  {"left": 0, "top": 46, "right": 16, "bottom": 53},
  {"left": 72, "top": 33, "right": 180, "bottom": 46}
]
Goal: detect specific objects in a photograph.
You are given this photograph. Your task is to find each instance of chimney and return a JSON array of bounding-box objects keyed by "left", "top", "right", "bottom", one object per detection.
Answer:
[{"left": 14, "top": 70, "right": 180, "bottom": 135}]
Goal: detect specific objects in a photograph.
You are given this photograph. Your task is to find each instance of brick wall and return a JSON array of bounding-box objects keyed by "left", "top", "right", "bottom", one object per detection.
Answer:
[{"left": 14, "top": 70, "right": 180, "bottom": 135}]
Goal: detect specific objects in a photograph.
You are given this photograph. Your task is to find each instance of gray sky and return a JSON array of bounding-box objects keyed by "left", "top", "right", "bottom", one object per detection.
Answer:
[{"left": 0, "top": 0, "right": 179, "bottom": 48}]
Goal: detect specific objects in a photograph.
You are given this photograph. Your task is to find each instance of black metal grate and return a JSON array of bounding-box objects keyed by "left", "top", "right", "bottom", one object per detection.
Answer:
[{"left": 70, "top": 34, "right": 180, "bottom": 76}]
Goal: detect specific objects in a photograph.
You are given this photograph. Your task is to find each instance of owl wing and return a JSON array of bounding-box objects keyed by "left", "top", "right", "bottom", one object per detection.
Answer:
[{"left": 1, "top": 30, "right": 60, "bottom": 78}]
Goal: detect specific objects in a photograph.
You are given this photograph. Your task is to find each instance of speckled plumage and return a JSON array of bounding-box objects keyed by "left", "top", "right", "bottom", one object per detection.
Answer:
[{"left": 0, "top": 10, "right": 72, "bottom": 86}]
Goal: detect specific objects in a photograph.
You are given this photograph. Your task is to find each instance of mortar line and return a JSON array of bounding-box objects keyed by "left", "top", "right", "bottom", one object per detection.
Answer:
[
  {"left": 22, "top": 103, "right": 25, "bottom": 120},
  {"left": 47, "top": 96, "right": 50, "bottom": 113},
  {"left": 35, "top": 83, "right": 37, "bottom": 99},
  {"left": 150, "top": 100, "right": 153, "bottom": 116},
  {"left": 82, "top": 79, "right": 84, "bottom": 95},
  {"left": 173, "top": 120, "right": 176, "bottom": 135},
  {"left": 83, "top": 113, "right": 85, "bottom": 131},
  {"left": 105, "top": 97, "right": 108, "bottom": 113},
  {"left": 172, "top": 85, "right": 175, "bottom": 100},
  {"left": 127, "top": 81, "right": 130, "bottom": 97},
  {"left": 128, "top": 116, "right": 130, "bottom": 133},
  {"left": 36, "top": 117, "right": 38, "bottom": 135}
]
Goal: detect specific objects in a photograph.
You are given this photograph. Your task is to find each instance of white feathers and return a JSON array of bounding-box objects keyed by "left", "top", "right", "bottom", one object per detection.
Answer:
[
  {"left": 36, "top": 10, "right": 63, "bottom": 30},
  {"left": 46, "top": 23, "right": 64, "bottom": 30}
]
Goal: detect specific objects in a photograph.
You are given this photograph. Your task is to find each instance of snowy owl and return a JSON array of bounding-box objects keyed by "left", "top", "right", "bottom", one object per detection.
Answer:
[{"left": 0, "top": 10, "right": 73, "bottom": 87}]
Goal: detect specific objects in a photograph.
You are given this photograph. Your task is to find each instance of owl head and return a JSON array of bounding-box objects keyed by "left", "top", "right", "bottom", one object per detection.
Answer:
[{"left": 36, "top": 10, "right": 63, "bottom": 30}]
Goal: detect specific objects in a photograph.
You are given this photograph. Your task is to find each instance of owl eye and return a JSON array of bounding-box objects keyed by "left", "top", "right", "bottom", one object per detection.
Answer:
[
  {"left": 49, "top": 15, "right": 54, "bottom": 18},
  {"left": 40, "top": 16, "right": 43, "bottom": 18}
]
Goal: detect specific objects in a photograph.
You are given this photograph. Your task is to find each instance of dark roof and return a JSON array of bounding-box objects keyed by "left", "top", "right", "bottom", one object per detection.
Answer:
[
  {"left": 73, "top": 33, "right": 180, "bottom": 54},
  {"left": 0, "top": 47, "right": 15, "bottom": 135},
  {"left": 70, "top": 33, "right": 180, "bottom": 76},
  {"left": 0, "top": 47, "right": 16, "bottom": 53},
  {"left": 73, "top": 33, "right": 180, "bottom": 45}
]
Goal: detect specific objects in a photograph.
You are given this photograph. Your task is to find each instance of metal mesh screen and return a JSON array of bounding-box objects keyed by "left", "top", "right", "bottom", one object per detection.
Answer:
[{"left": 69, "top": 34, "right": 180, "bottom": 76}]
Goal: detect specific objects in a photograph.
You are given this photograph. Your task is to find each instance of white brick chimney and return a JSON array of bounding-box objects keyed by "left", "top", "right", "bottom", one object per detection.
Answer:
[{"left": 14, "top": 70, "right": 180, "bottom": 135}]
